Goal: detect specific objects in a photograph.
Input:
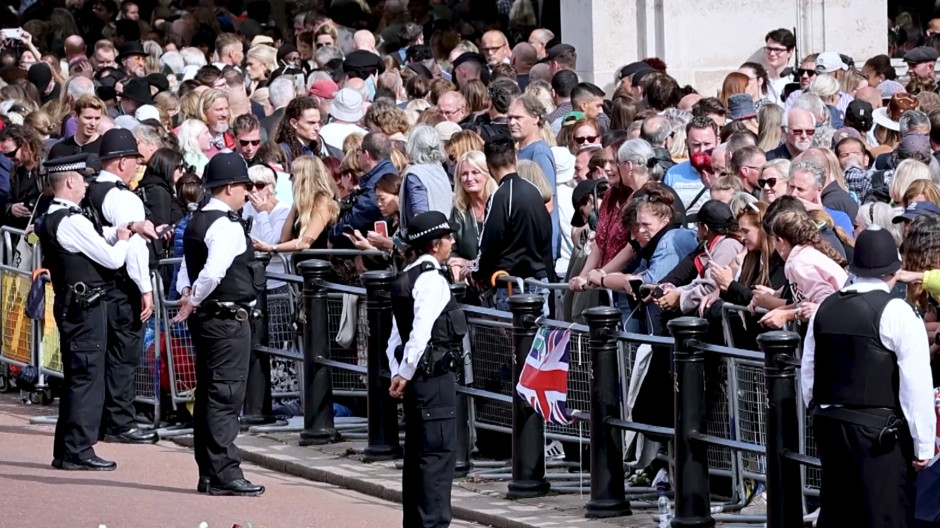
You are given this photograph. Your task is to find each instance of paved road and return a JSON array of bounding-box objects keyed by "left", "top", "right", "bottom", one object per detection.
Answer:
[{"left": 0, "top": 392, "right": 480, "bottom": 528}]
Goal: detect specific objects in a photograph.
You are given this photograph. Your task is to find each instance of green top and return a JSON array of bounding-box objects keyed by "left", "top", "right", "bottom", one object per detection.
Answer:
[{"left": 450, "top": 207, "right": 482, "bottom": 261}]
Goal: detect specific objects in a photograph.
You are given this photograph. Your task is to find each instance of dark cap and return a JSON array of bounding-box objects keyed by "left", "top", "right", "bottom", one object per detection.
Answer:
[
  {"left": 145, "top": 72, "right": 169, "bottom": 94},
  {"left": 117, "top": 41, "right": 147, "bottom": 61},
  {"left": 892, "top": 200, "right": 940, "bottom": 224},
  {"left": 120, "top": 77, "right": 154, "bottom": 105},
  {"left": 405, "top": 211, "right": 455, "bottom": 245},
  {"left": 343, "top": 49, "right": 385, "bottom": 79},
  {"left": 845, "top": 99, "right": 873, "bottom": 127},
  {"left": 277, "top": 43, "right": 298, "bottom": 63},
  {"left": 406, "top": 62, "right": 433, "bottom": 79},
  {"left": 452, "top": 51, "right": 486, "bottom": 71},
  {"left": 728, "top": 94, "right": 757, "bottom": 120},
  {"left": 97, "top": 128, "right": 141, "bottom": 161},
  {"left": 830, "top": 127, "right": 863, "bottom": 149},
  {"left": 26, "top": 62, "right": 52, "bottom": 92},
  {"left": 43, "top": 153, "right": 91, "bottom": 175},
  {"left": 691, "top": 199, "right": 735, "bottom": 231},
  {"left": 545, "top": 43, "right": 575, "bottom": 61},
  {"left": 903, "top": 46, "right": 939, "bottom": 64},
  {"left": 202, "top": 152, "right": 252, "bottom": 189},
  {"left": 617, "top": 61, "right": 649, "bottom": 82},
  {"left": 896, "top": 132, "right": 932, "bottom": 159},
  {"left": 850, "top": 226, "right": 902, "bottom": 277}
]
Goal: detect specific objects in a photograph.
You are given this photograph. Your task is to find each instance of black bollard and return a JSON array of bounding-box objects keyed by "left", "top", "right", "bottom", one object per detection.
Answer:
[
  {"left": 583, "top": 306, "right": 631, "bottom": 518},
  {"left": 243, "top": 252, "right": 273, "bottom": 424},
  {"left": 362, "top": 270, "right": 402, "bottom": 461},
  {"left": 298, "top": 259, "right": 339, "bottom": 446},
  {"left": 507, "top": 294, "right": 550, "bottom": 499},
  {"left": 450, "top": 282, "right": 472, "bottom": 477},
  {"left": 758, "top": 331, "right": 803, "bottom": 528},
  {"left": 668, "top": 317, "right": 715, "bottom": 528}
]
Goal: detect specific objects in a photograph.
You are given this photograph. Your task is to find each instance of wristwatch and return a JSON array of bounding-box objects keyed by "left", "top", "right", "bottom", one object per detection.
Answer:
[{"left": 127, "top": 221, "right": 136, "bottom": 231}]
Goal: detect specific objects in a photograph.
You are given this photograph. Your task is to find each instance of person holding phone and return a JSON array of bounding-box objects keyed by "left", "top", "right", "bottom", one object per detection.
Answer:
[
  {"left": 599, "top": 183, "right": 697, "bottom": 332},
  {"left": 345, "top": 172, "right": 406, "bottom": 270},
  {"left": 0, "top": 125, "right": 43, "bottom": 231},
  {"left": 252, "top": 156, "right": 339, "bottom": 254}
]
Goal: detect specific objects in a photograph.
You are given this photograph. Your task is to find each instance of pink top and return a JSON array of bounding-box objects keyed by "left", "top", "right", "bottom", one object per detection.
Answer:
[{"left": 784, "top": 244, "right": 848, "bottom": 304}]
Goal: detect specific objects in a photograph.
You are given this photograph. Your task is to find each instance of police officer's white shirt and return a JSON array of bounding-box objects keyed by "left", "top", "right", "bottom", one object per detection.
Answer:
[
  {"left": 802, "top": 277, "right": 937, "bottom": 460},
  {"left": 175, "top": 198, "right": 248, "bottom": 307},
  {"left": 47, "top": 199, "right": 129, "bottom": 270},
  {"left": 95, "top": 171, "right": 152, "bottom": 294},
  {"left": 385, "top": 253, "right": 451, "bottom": 381}
]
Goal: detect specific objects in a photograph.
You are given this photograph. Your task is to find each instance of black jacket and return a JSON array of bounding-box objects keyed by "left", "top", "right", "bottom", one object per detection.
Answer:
[
  {"left": 3, "top": 166, "right": 41, "bottom": 230},
  {"left": 474, "top": 173, "right": 553, "bottom": 283}
]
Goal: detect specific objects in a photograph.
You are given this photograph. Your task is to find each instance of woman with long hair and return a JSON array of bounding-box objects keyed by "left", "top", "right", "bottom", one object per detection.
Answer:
[
  {"left": 757, "top": 104, "right": 784, "bottom": 152},
  {"left": 253, "top": 156, "right": 340, "bottom": 253},
  {"left": 720, "top": 72, "right": 750, "bottom": 109},
  {"left": 245, "top": 45, "right": 277, "bottom": 94},
  {"left": 137, "top": 148, "right": 185, "bottom": 227},
  {"left": 902, "top": 179, "right": 940, "bottom": 209},
  {"left": 764, "top": 210, "right": 848, "bottom": 325},
  {"left": 449, "top": 151, "right": 496, "bottom": 268},
  {"left": 177, "top": 119, "right": 211, "bottom": 176}
]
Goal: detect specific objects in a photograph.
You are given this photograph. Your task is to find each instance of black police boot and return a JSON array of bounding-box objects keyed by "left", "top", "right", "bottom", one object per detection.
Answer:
[
  {"left": 208, "top": 478, "right": 265, "bottom": 497},
  {"left": 103, "top": 427, "right": 158, "bottom": 444},
  {"left": 58, "top": 455, "right": 117, "bottom": 471},
  {"left": 197, "top": 476, "right": 211, "bottom": 493}
]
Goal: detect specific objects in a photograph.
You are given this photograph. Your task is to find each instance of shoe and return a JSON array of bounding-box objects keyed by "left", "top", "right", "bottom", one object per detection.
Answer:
[
  {"left": 58, "top": 455, "right": 116, "bottom": 471},
  {"left": 103, "top": 427, "right": 158, "bottom": 444},
  {"left": 197, "top": 476, "right": 211, "bottom": 493},
  {"left": 208, "top": 478, "right": 265, "bottom": 497},
  {"left": 51, "top": 459, "right": 62, "bottom": 469}
]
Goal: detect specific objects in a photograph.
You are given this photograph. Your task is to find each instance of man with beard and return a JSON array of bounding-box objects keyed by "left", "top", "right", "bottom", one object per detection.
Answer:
[
  {"left": 117, "top": 41, "right": 147, "bottom": 78},
  {"left": 766, "top": 108, "right": 815, "bottom": 160}
]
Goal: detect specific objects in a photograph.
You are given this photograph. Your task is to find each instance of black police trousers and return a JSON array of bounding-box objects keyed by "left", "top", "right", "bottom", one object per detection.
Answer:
[
  {"left": 815, "top": 412, "right": 916, "bottom": 528},
  {"left": 189, "top": 313, "right": 251, "bottom": 483},
  {"left": 100, "top": 277, "right": 143, "bottom": 435},
  {"left": 402, "top": 370, "right": 457, "bottom": 528},
  {"left": 53, "top": 298, "right": 108, "bottom": 461}
]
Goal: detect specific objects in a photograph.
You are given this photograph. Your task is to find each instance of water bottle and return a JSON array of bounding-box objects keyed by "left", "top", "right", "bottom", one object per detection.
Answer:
[{"left": 657, "top": 482, "right": 673, "bottom": 527}]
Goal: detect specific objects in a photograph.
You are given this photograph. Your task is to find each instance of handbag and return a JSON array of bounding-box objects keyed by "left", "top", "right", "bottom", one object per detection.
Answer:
[{"left": 335, "top": 293, "right": 359, "bottom": 349}]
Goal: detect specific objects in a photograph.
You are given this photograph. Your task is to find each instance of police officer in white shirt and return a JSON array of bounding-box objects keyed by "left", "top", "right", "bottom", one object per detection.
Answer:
[
  {"left": 37, "top": 153, "right": 132, "bottom": 471},
  {"left": 387, "top": 211, "right": 468, "bottom": 528},
  {"left": 173, "top": 152, "right": 265, "bottom": 497},
  {"left": 802, "top": 226, "right": 936, "bottom": 528},
  {"left": 82, "top": 128, "right": 159, "bottom": 445}
]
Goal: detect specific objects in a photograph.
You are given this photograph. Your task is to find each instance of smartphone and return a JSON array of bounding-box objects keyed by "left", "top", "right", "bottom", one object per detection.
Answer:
[
  {"left": 1, "top": 28, "right": 22, "bottom": 41},
  {"left": 343, "top": 225, "right": 356, "bottom": 236},
  {"left": 374, "top": 220, "right": 388, "bottom": 238},
  {"left": 628, "top": 278, "right": 643, "bottom": 297},
  {"left": 155, "top": 223, "right": 175, "bottom": 239},
  {"left": 651, "top": 286, "right": 665, "bottom": 299}
]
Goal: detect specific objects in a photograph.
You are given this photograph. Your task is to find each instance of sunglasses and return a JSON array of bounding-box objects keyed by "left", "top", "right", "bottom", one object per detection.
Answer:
[
  {"left": 758, "top": 177, "right": 777, "bottom": 188},
  {"left": 788, "top": 128, "right": 815, "bottom": 137},
  {"left": 574, "top": 135, "right": 598, "bottom": 144},
  {"left": 797, "top": 68, "right": 816, "bottom": 77},
  {"left": 239, "top": 139, "right": 261, "bottom": 147}
]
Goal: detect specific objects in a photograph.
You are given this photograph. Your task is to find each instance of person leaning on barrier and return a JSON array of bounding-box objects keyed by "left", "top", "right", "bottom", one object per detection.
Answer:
[
  {"left": 802, "top": 225, "right": 935, "bottom": 528},
  {"left": 387, "top": 210, "right": 467, "bottom": 528},
  {"left": 37, "top": 153, "right": 132, "bottom": 471},
  {"left": 173, "top": 152, "right": 266, "bottom": 497},
  {"left": 82, "top": 128, "right": 160, "bottom": 445}
]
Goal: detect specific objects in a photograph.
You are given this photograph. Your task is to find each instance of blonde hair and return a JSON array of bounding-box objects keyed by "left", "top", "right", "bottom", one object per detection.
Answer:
[
  {"left": 247, "top": 45, "right": 277, "bottom": 75},
  {"left": 390, "top": 148, "right": 409, "bottom": 172},
  {"left": 179, "top": 90, "right": 203, "bottom": 122},
  {"left": 178, "top": 118, "right": 208, "bottom": 157},
  {"left": 24, "top": 110, "right": 56, "bottom": 137},
  {"left": 291, "top": 156, "right": 340, "bottom": 234},
  {"left": 248, "top": 164, "right": 278, "bottom": 188},
  {"left": 757, "top": 104, "right": 784, "bottom": 152},
  {"left": 891, "top": 159, "right": 931, "bottom": 203},
  {"left": 453, "top": 151, "right": 496, "bottom": 214},
  {"left": 808, "top": 73, "right": 840, "bottom": 101},
  {"left": 154, "top": 91, "right": 180, "bottom": 129},
  {"left": 516, "top": 160, "right": 553, "bottom": 203},
  {"left": 198, "top": 88, "right": 230, "bottom": 125},
  {"left": 447, "top": 130, "right": 484, "bottom": 160}
]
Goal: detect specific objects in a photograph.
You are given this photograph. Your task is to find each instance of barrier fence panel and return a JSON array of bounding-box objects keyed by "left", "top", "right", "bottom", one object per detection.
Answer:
[
  {"left": 464, "top": 305, "right": 514, "bottom": 435},
  {"left": 0, "top": 226, "right": 35, "bottom": 370},
  {"left": 325, "top": 290, "right": 368, "bottom": 396}
]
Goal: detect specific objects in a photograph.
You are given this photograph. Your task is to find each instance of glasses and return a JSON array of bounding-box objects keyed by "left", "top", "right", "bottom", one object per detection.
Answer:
[
  {"left": 764, "top": 46, "right": 789, "bottom": 55},
  {"left": 3, "top": 146, "right": 19, "bottom": 159},
  {"left": 239, "top": 139, "right": 261, "bottom": 147},
  {"left": 574, "top": 135, "right": 598, "bottom": 144},
  {"left": 252, "top": 182, "right": 267, "bottom": 190},
  {"left": 797, "top": 68, "right": 816, "bottom": 77},
  {"left": 788, "top": 128, "right": 815, "bottom": 137},
  {"left": 441, "top": 107, "right": 465, "bottom": 118},
  {"left": 758, "top": 177, "right": 777, "bottom": 188}
]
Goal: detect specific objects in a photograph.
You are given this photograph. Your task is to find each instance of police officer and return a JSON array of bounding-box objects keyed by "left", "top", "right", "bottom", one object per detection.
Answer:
[
  {"left": 82, "top": 128, "right": 159, "bottom": 444},
  {"left": 802, "top": 226, "right": 935, "bottom": 528},
  {"left": 386, "top": 211, "right": 467, "bottom": 527},
  {"left": 172, "top": 152, "right": 265, "bottom": 497},
  {"left": 37, "top": 153, "right": 132, "bottom": 470}
]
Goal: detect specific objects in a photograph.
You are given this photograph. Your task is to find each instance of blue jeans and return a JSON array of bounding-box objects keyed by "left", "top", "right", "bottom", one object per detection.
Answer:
[{"left": 493, "top": 278, "right": 549, "bottom": 316}]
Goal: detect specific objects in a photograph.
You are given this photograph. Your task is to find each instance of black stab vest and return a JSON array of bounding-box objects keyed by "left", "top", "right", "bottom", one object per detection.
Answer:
[
  {"left": 812, "top": 289, "right": 901, "bottom": 410},
  {"left": 183, "top": 208, "right": 258, "bottom": 304},
  {"left": 390, "top": 260, "right": 467, "bottom": 361},
  {"left": 37, "top": 204, "right": 116, "bottom": 305}
]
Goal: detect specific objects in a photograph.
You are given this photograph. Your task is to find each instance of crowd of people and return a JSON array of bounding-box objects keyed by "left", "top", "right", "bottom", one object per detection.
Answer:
[{"left": 4, "top": 0, "right": 940, "bottom": 525}]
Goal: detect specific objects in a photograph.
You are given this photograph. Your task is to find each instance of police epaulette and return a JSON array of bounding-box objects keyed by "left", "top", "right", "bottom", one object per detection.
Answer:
[{"left": 420, "top": 261, "right": 437, "bottom": 273}]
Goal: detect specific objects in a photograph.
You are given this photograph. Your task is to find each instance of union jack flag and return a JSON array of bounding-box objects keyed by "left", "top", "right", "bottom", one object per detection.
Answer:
[{"left": 516, "top": 328, "right": 575, "bottom": 425}]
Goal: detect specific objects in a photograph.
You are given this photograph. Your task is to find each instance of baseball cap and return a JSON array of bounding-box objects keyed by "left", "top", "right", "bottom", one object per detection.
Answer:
[
  {"left": 892, "top": 201, "right": 940, "bottom": 223},
  {"left": 815, "top": 52, "right": 848, "bottom": 73}
]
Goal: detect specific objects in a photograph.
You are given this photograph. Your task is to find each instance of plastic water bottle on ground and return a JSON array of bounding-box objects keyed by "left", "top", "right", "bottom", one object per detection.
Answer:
[{"left": 657, "top": 482, "right": 673, "bottom": 527}]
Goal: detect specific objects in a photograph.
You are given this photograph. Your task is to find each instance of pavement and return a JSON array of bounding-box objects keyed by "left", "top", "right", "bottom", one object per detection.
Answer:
[{"left": 0, "top": 390, "right": 667, "bottom": 528}]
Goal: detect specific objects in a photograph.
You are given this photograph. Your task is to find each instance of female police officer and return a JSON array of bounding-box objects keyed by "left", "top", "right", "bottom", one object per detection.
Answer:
[{"left": 386, "top": 210, "right": 467, "bottom": 528}]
